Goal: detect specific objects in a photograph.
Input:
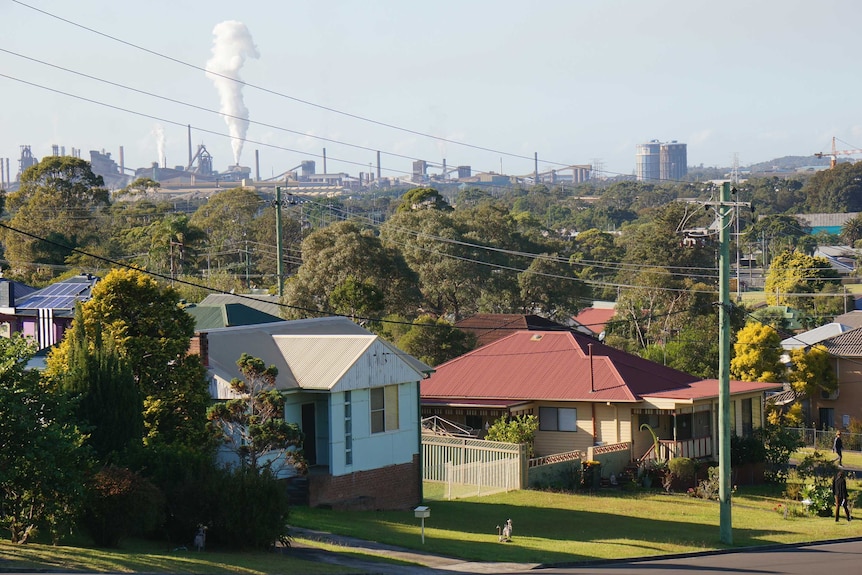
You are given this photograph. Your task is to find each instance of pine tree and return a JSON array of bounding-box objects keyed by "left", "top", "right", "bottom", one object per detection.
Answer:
[{"left": 59, "top": 303, "right": 142, "bottom": 461}]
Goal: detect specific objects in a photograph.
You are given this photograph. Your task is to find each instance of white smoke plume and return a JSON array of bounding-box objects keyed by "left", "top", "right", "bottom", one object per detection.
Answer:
[
  {"left": 152, "top": 124, "right": 166, "bottom": 167},
  {"left": 206, "top": 21, "right": 259, "bottom": 166}
]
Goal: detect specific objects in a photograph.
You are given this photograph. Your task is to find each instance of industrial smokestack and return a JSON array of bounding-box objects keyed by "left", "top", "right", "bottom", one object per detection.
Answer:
[
  {"left": 255, "top": 149, "right": 260, "bottom": 181},
  {"left": 206, "top": 21, "right": 259, "bottom": 167},
  {"left": 534, "top": 152, "right": 538, "bottom": 185},
  {"left": 323, "top": 148, "right": 327, "bottom": 174},
  {"left": 188, "top": 125, "right": 192, "bottom": 168},
  {"left": 377, "top": 150, "right": 381, "bottom": 180},
  {"left": 119, "top": 146, "right": 125, "bottom": 175},
  {"left": 1, "top": 159, "right": 4, "bottom": 188}
]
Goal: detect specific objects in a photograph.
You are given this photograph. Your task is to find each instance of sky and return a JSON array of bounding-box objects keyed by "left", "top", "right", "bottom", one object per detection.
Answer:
[{"left": 1, "top": 0, "right": 861, "bottom": 183}]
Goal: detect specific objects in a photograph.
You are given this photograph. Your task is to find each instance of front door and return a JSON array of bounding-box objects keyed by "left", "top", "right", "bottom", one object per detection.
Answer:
[
  {"left": 819, "top": 407, "right": 835, "bottom": 430},
  {"left": 302, "top": 403, "right": 317, "bottom": 466}
]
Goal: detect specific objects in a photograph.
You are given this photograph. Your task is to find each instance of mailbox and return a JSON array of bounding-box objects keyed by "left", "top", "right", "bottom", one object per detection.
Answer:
[{"left": 414, "top": 506, "right": 430, "bottom": 543}]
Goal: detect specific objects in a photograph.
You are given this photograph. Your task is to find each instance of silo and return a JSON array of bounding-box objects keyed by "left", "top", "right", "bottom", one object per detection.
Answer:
[
  {"left": 636, "top": 141, "right": 661, "bottom": 181},
  {"left": 660, "top": 141, "right": 687, "bottom": 181}
]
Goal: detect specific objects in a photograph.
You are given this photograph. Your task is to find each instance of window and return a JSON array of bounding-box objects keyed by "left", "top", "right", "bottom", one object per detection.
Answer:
[
  {"left": 539, "top": 407, "right": 577, "bottom": 432},
  {"left": 344, "top": 391, "right": 352, "bottom": 465},
  {"left": 370, "top": 385, "right": 399, "bottom": 434},
  {"left": 741, "top": 398, "right": 753, "bottom": 437}
]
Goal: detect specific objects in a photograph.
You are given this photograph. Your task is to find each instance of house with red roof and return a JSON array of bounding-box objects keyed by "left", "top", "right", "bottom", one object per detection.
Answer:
[
  {"left": 421, "top": 330, "right": 780, "bottom": 462},
  {"left": 455, "top": 313, "right": 589, "bottom": 348},
  {"left": 572, "top": 304, "right": 617, "bottom": 338}
]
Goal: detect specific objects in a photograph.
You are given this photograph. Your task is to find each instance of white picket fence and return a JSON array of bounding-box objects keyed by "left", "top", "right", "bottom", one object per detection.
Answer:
[{"left": 422, "top": 434, "right": 527, "bottom": 499}]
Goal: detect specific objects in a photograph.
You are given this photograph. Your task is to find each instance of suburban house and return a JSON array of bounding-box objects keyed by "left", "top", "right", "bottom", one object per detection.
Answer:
[
  {"left": 198, "top": 317, "right": 433, "bottom": 510},
  {"left": 455, "top": 313, "right": 579, "bottom": 348},
  {"left": 813, "top": 327, "right": 862, "bottom": 430},
  {"left": 421, "top": 330, "right": 781, "bottom": 462},
  {"left": 0, "top": 274, "right": 98, "bottom": 349},
  {"left": 184, "top": 301, "right": 283, "bottom": 330},
  {"left": 572, "top": 302, "right": 617, "bottom": 339},
  {"left": 197, "top": 292, "right": 282, "bottom": 318}
]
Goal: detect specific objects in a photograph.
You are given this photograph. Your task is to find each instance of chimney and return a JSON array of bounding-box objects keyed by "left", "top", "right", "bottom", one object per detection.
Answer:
[
  {"left": 0, "top": 280, "right": 13, "bottom": 308},
  {"left": 188, "top": 331, "right": 209, "bottom": 366}
]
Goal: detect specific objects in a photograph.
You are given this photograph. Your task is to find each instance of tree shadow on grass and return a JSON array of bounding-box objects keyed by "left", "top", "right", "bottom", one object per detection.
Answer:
[{"left": 302, "top": 492, "right": 801, "bottom": 565}]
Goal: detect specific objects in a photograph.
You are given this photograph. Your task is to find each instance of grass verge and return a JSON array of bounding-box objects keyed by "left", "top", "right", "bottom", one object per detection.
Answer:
[
  {"left": 0, "top": 538, "right": 361, "bottom": 574},
  {"left": 291, "top": 482, "right": 862, "bottom": 565}
]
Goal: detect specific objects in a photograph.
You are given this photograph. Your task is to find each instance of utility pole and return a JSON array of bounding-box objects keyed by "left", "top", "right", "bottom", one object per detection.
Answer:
[
  {"left": 718, "top": 181, "right": 732, "bottom": 545},
  {"left": 275, "top": 186, "right": 285, "bottom": 297},
  {"left": 701, "top": 182, "right": 750, "bottom": 545}
]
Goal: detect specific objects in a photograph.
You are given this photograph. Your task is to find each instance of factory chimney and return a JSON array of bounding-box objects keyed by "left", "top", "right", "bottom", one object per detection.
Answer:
[
  {"left": 377, "top": 150, "right": 381, "bottom": 180},
  {"left": 534, "top": 152, "right": 538, "bottom": 185},
  {"left": 323, "top": 148, "right": 327, "bottom": 174},
  {"left": 187, "top": 124, "right": 192, "bottom": 169},
  {"left": 255, "top": 149, "right": 260, "bottom": 181},
  {"left": 119, "top": 146, "right": 125, "bottom": 175}
]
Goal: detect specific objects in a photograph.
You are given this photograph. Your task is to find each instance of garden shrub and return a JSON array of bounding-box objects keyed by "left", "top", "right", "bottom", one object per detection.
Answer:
[
  {"left": 125, "top": 444, "right": 222, "bottom": 546},
  {"left": 82, "top": 466, "right": 164, "bottom": 547},
  {"left": 688, "top": 465, "right": 721, "bottom": 500},
  {"left": 207, "top": 467, "right": 291, "bottom": 550},
  {"left": 665, "top": 457, "right": 697, "bottom": 491}
]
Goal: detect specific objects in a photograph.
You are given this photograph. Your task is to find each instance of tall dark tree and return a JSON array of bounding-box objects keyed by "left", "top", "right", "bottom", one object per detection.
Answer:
[
  {"left": 0, "top": 334, "right": 88, "bottom": 543},
  {"left": 46, "top": 268, "right": 211, "bottom": 449},
  {"left": 55, "top": 304, "right": 142, "bottom": 461}
]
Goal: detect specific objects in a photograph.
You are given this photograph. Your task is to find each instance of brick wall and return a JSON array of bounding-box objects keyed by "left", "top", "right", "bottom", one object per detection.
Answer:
[
  {"left": 309, "top": 456, "right": 420, "bottom": 511},
  {"left": 188, "top": 332, "right": 209, "bottom": 366}
]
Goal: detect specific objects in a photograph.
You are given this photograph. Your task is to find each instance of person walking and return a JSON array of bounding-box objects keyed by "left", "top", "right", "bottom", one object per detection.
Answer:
[
  {"left": 833, "top": 469, "right": 852, "bottom": 522},
  {"left": 833, "top": 431, "right": 844, "bottom": 466}
]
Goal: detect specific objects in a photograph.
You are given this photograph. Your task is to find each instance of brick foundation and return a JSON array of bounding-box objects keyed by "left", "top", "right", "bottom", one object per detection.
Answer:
[{"left": 309, "top": 456, "right": 420, "bottom": 511}]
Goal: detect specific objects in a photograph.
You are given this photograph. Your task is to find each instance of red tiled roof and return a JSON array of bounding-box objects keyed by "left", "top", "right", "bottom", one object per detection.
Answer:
[
  {"left": 643, "top": 379, "right": 782, "bottom": 400},
  {"left": 572, "top": 307, "right": 616, "bottom": 334},
  {"left": 421, "top": 330, "right": 699, "bottom": 404}
]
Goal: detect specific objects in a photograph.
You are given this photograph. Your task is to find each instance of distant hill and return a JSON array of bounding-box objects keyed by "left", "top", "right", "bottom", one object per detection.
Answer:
[{"left": 747, "top": 155, "right": 832, "bottom": 173}]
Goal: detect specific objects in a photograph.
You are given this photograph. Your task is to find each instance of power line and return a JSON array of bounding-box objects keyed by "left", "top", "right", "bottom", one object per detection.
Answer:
[{"left": 9, "top": 0, "right": 571, "bottom": 169}]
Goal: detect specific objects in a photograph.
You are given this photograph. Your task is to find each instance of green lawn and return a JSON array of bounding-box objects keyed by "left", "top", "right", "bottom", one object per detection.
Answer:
[
  {"left": 3, "top": 481, "right": 859, "bottom": 573},
  {"left": 792, "top": 447, "right": 862, "bottom": 470},
  {"left": 292, "top": 482, "right": 861, "bottom": 565},
  {"left": 0, "top": 537, "right": 361, "bottom": 574}
]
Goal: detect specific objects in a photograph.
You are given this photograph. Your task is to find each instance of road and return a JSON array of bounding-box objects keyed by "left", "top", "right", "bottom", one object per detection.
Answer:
[{"left": 536, "top": 538, "right": 862, "bottom": 575}]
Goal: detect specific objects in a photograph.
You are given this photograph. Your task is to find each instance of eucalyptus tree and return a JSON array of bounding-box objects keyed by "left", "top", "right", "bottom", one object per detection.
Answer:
[
  {"left": 283, "top": 220, "right": 420, "bottom": 320},
  {"left": 190, "top": 186, "right": 262, "bottom": 279},
  {"left": 1, "top": 156, "right": 109, "bottom": 281}
]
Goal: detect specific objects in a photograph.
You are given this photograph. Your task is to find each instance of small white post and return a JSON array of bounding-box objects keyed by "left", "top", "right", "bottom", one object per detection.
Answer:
[{"left": 414, "top": 506, "right": 430, "bottom": 544}]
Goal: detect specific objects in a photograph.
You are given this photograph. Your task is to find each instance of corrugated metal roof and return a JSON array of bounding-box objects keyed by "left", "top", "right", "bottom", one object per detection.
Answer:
[
  {"left": 781, "top": 322, "right": 852, "bottom": 350},
  {"left": 199, "top": 293, "right": 282, "bottom": 317},
  {"left": 204, "top": 317, "right": 433, "bottom": 396},
  {"left": 643, "top": 379, "right": 782, "bottom": 400},
  {"left": 421, "top": 330, "right": 699, "bottom": 404},
  {"left": 572, "top": 307, "right": 616, "bottom": 334},
  {"left": 186, "top": 303, "right": 282, "bottom": 330},
  {"left": 273, "top": 334, "right": 373, "bottom": 390}
]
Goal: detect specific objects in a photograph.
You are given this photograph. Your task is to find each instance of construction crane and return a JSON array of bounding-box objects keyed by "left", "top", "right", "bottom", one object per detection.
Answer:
[{"left": 814, "top": 136, "right": 862, "bottom": 168}]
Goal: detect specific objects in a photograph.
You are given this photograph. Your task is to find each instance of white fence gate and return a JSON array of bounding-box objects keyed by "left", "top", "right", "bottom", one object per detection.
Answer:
[{"left": 422, "top": 434, "right": 526, "bottom": 499}]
